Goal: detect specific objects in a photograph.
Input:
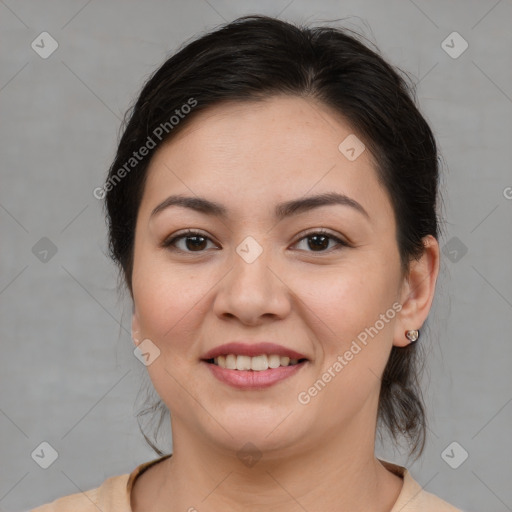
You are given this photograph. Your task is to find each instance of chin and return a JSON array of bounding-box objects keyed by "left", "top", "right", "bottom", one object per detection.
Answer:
[{"left": 202, "top": 407, "right": 308, "bottom": 454}]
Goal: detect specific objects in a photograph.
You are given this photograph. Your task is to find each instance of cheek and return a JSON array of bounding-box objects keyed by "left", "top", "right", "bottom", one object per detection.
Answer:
[
  {"left": 131, "top": 256, "right": 215, "bottom": 405},
  {"left": 297, "top": 258, "right": 400, "bottom": 399},
  {"left": 298, "top": 260, "right": 398, "bottom": 340},
  {"left": 134, "top": 271, "right": 213, "bottom": 343},
  {"left": 299, "top": 270, "right": 398, "bottom": 404},
  {"left": 131, "top": 245, "right": 210, "bottom": 336}
]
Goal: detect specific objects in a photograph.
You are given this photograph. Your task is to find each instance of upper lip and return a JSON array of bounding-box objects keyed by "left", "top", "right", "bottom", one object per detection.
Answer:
[{"left": 201, "top": 342, "right": 308, "bottom": 361}]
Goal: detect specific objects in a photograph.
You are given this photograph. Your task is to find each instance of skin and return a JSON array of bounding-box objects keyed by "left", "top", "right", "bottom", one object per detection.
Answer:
[{"left": 129, "top": 96, "right": 440, "bottom": 512}]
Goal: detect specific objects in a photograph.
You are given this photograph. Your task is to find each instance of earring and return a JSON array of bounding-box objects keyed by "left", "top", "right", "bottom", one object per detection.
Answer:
[{"left": 405, "top": 329, "right": 420, "bottom": 343}]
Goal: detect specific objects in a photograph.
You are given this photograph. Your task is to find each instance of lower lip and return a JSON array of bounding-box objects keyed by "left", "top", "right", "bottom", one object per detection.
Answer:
[{"left": 204, "top": 361, "right": 307, "bottom": 389}]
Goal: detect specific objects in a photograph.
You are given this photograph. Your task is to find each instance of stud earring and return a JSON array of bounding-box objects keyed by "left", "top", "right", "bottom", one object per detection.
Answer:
[{"left": 405, "top": 329, "right": 420, "bottom": 343}]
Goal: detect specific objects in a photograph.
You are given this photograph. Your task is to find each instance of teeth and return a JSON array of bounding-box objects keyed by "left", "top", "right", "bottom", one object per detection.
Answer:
[
  {"left": 251, "top": 355, "right": 268, "bottom": 371},
  {"left": 236, "top": 355, "right": 252, "bottom": 371},
  {"left": 225, "top": 354, "right": 237, "bottom": 369},
  {"left": 268, "top": 355, "right": 280, "bottom": 368},
  {"left": 212, "top": 354, "right": 303, "bottom": 371}
]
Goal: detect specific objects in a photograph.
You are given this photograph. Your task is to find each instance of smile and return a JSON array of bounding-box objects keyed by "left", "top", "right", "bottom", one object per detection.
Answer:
[
  {"left": 207, "top": 354, "right": 306, "bottom": 371},
  {"left": 203, "top": 357, "right": 308, "bottom": 389}
]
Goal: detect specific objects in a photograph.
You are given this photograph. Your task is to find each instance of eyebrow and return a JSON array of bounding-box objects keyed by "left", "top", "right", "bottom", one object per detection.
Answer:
[{"left": 150, "top": 192, "right": 370, "bottom": 221}]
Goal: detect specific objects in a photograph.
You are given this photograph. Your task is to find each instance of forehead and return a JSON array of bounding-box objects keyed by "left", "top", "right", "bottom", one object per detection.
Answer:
[{"left": 139, "top": 96, "right": 393, "bottom": 224}]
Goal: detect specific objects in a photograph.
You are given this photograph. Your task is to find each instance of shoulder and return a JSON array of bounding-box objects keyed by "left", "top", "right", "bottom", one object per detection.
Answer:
[
  {"left": 29, "top": 454, "right": 172, "bottom": 512},
  {"left": 404, "top": 482, "right": 465, "bottom": 511},
  {"left": 29, "top": 473, "right": 131, "bottom": 512},
  {"left": 397, "top": 470, "right": 465, "bottom": 511},
  {"left": 379, "top": 459, "right": 465, "bottom": 512}
]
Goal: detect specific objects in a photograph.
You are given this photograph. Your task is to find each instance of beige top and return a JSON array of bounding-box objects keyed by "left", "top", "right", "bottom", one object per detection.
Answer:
[{"left": 30, "top": 455, "right": 464, "bottom": 511}]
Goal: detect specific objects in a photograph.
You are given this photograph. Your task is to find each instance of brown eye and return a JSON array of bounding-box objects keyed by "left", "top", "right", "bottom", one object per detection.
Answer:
[
  {"left": 293, "top": 230, "right": 348, "bottom": 253},
  {"left": 162, "top": 229, "right": 348, "bottom": 255},
  {"left": 162, "top": 230, "right": 217, "bottom": 253}
]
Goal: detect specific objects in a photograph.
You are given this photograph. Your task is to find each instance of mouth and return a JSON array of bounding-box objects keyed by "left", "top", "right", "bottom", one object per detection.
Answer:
[
  {"left": 204, "top": 354, "right": 308, "bottom": 371},
  {"left": 201, "top": 348, "right": 309, "bottom": 389},
  {"left": 201, "top": 342, "right": 309, "bottom": 388}
]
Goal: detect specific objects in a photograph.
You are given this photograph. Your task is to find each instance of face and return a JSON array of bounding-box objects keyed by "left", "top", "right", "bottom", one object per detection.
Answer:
[{"left": 131, "top": 96, "right": 417, "bottom": 457}]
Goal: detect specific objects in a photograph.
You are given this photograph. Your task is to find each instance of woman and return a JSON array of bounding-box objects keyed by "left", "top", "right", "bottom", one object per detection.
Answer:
[{"left": 32, "top": 15, "right": 464, "bottom": 512}]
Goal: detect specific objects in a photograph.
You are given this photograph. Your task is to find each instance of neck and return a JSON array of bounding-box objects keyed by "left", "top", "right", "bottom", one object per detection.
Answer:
[{"left": 143, "top": 415, "right": 403, "bottom": 512}]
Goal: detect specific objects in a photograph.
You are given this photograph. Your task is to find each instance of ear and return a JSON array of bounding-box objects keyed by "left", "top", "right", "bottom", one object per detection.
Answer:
[
  {"left": 131, "top": 303, "right": 141, "bottom": 348},
  {"left": 393, "top": 235, "right": 440, "bottom": 347}
]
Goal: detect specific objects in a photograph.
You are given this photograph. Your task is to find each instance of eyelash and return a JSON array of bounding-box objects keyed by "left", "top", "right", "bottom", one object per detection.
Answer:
[{"left": 161, "top": 228, "right": 350, "bottom": 254}]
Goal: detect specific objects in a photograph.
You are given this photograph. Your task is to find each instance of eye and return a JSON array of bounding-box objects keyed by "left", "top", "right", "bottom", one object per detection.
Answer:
[
  {"left": 292, "top": 229, "right": 349, "bottom": 253},
  {"left": 161, "top": 230, "right": 218, "bottom": 253},
  {"left": 161, "top": 228, "right": 349, "bottom": 254}
]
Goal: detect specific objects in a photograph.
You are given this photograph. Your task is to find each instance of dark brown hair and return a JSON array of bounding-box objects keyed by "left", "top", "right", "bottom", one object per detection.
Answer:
[{"left": 104, "top": 15, "right": 440, "bottom": 461}]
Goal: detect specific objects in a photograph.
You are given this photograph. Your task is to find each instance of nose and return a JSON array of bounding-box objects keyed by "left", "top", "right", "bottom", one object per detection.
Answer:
[{"left": 212, "top": 239, "right": 292, "bottom": 326}]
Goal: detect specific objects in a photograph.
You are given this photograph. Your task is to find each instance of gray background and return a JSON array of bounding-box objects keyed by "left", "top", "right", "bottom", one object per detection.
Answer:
[{"left": 1, "top": 1, "right": 511, "bottom": 511}]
